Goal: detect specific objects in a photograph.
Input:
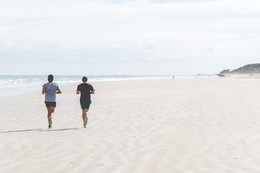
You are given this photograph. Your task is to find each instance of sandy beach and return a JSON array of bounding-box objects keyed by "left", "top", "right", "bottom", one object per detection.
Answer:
[{"left": 1, "top": 78, "right": 260, "bottom": 173}]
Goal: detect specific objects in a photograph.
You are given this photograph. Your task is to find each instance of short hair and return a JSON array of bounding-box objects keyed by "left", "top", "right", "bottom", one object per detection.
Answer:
[
  {"left": 82, "top": 76, "right": 88, "bottom": 82},
  {"left": 48, "top": 74, "right": 54, "bottom": 82}
]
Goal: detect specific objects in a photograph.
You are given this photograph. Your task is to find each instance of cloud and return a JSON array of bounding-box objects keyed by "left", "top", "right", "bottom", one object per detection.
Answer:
[{"left": 0, "top": 0, "right": 260, "bottom": 74}]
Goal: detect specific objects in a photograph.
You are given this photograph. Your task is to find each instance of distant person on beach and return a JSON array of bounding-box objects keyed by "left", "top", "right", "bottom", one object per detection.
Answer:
[
  {"left": 76, "top": 76, "right": 95, "bottom": 128},
  {"left": 42, "top": 74, "right": 62, "bottom": 128}
]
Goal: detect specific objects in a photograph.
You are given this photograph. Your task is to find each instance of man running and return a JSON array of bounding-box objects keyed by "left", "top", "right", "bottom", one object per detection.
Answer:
[
  {"left": 42, "top": 74, "right": 62, "bottom": 128},
  {"left": 76, "top": 76, "right": 95, "bottom": 128}
]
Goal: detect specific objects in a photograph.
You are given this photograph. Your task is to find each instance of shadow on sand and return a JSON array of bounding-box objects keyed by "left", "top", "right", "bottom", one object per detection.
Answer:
[{"left": 0, "top": 128, "right": 81, "bottom": 134}]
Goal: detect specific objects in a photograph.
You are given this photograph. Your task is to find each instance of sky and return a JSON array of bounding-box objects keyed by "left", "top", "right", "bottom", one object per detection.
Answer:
[{"left": 0, "top": 0, "right": 260, "bottom": 75}]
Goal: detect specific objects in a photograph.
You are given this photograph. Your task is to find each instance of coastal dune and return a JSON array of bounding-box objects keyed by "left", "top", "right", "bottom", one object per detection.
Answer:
[{"left": 1, "top": 78, "right": 260, "bottom": 173}]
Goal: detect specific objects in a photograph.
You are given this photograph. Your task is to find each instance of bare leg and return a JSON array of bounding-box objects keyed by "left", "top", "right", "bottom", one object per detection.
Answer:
[
  {"left": 82, "top": 109, "right": 89, "bottom": 128},
  {"left": 47, "top": 106, "right": 55, "bottom": 128}
]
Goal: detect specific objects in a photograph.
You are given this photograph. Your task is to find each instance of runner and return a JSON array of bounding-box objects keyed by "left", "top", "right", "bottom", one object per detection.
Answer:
[
  {"left": 76, "top": 76, "right": 95, "bottom": 128},
  {"left": 42, "top": 74, "right": 62, "bottom": 128}
]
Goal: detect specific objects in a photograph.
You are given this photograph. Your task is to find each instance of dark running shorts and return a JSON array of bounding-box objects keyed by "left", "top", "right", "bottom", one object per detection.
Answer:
[
  {"left": 81, "top": 103, "right": 91, "bottom": 110},
  {"left": 45, "top": 101, "right": 56, "bottom": 108}
]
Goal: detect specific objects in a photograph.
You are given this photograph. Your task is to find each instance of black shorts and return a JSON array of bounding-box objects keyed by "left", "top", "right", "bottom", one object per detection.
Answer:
[
  {"left": 45, "top": 101, "right": 56, "bottom": 108},
  {"left": 81, "top": 103, "right": 91, "bottom": 110}
]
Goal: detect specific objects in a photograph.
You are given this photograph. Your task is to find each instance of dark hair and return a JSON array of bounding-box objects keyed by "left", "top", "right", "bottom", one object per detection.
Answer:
[
  {"left": 48, "top": 74, "right": 54, "bottom": 82},
  {"left": 82, "top": 76, "right": 88, "bottom": 82}
]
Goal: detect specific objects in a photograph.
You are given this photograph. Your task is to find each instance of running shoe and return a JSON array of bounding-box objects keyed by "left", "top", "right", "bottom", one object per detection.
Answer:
[{"left": 83, "top": 117, "right": 88, "bottom": 128}]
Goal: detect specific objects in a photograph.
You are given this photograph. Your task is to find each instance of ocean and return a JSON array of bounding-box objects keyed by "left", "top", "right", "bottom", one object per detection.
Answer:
[
  {"left": 0, "top": 74, "right": 218, "bottom": 97},
  {"left": 0, "top": 75, "right": 174, "bottom": 97}
]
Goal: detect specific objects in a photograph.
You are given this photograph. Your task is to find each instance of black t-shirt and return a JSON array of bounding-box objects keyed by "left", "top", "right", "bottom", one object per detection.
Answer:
[{"left": 77, "top": 83, "right": 95, "bottom": 104}]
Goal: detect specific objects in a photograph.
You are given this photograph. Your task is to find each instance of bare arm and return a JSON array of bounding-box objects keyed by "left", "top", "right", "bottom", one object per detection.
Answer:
[
  {"left": 76, "top": 90, "right": 80, "bottom": 95},
  {"left": 56, "top": 90, "right": 62, "bottom": 94},
  {"left": 42, "top": 86, "right": 46, "bottom": 95},
  {"left": 91, "top": 91, "right": 95, "bottom": 94}
]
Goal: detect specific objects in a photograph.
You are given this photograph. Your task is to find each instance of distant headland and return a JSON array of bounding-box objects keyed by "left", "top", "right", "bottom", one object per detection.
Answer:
[{"left": 220, "top": 63, "right": 260, "bottom": 74}]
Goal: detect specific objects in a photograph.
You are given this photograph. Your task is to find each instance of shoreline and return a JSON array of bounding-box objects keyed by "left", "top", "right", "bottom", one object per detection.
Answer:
[
  {"left": 1, "top": 73, "right": 260, "bottom": 98},
  {"left": 1, "top": 74, "right": 260, "bottom": 98},
  {"left": 0, "top": 76, "right": 173, "bottom": 97}
]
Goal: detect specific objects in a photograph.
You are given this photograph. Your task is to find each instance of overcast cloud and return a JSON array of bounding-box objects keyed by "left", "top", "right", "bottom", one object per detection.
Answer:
[{"left": 0, "top": 0, "right": 260, "bottom": 75}]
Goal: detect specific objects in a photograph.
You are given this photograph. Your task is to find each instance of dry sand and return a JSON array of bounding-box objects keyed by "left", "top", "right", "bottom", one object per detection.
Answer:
[{"left": 1, "top": 78, "right": 260, "bottom": 173}]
